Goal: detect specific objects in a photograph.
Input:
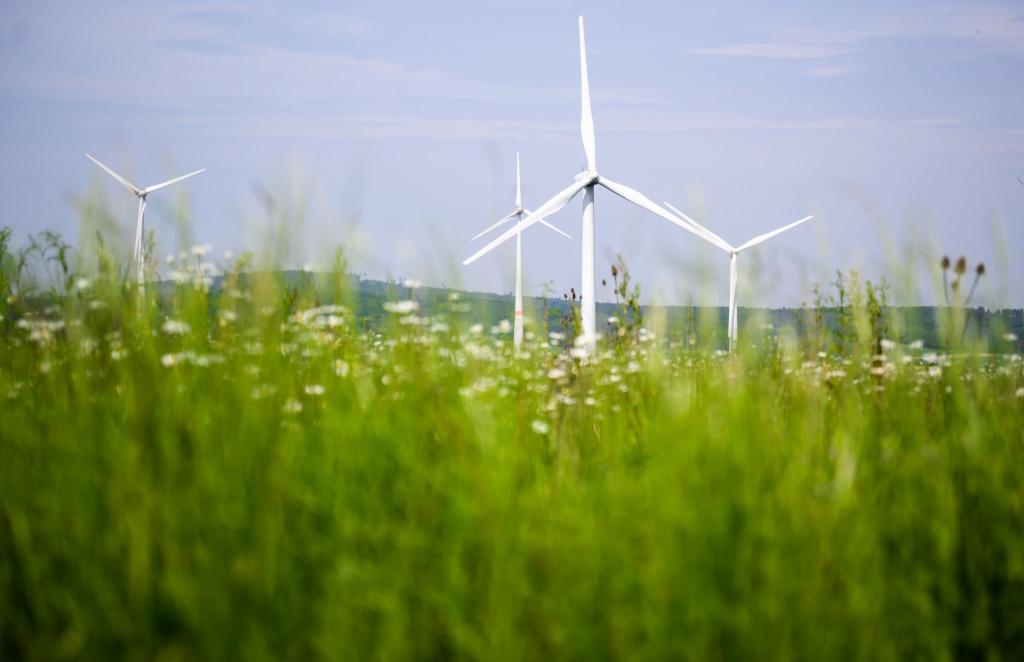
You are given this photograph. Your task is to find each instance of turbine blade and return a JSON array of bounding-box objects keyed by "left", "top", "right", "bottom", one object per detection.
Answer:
[
  {"left": 598, "top": 177, "right": 712, "bottom": 243},
  {"left": 515, "top": 152, "right": 522, "bottom": 208},
  {"left": 470, "top": 210, "right": 519, "bottom": 241},
  {"left": 664, "top": 201, "right": 734, "bottom": 253},
  {"left": 86, "top": 154, "right": 141, "bottom": 195},
  {"left": 539, "top": 219, "right": 572, "bottom": 239},
  {"left": 142, "top": 168, "right": 206, "bottom": 195},
  {"left": 1019, "top": 177, "right": 1024, "bottom": 188},
  {"left": 736, "top": 215, "right": 814, "bottom": 253},
  {"left": 464, "top": 178, "right": 587, "bottom": 266},
  {"left": 578, "top": 16, "right": 597, "bottom": 172},
  {"left": 522, "top": 207, "right": 573, "bottom": 238}
]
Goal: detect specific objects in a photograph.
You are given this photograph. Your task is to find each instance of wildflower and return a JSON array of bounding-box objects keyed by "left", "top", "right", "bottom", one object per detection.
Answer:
[
  {"left": 497, "top": 319, "right": 512, "bottom": 334},
  {"left": 302, "top": 262, "right": 315, "bottom": 273},
  {"left": 909, "top": 339, "right": 924, "bottom": 350},
  {"left": 430, "top": 321, "right": 449, "bottom": 333},
  {"left": 161, "top": 319, "right": 191, "bottom": 335},
  {"left": 531, "top": 420, "right": 550, "bottom": 435},
  {"left": 304, "top": 384, "right": 325, "bottom": 396},
  {"left": 1005, "top": 333, "right": 1019, "bottom": 342},
  {"left": 161, "top": 353, "right": 177, "bottom": 367},
  {"left": 224, "top": 250, "right": 234, "bottom": 261},
  {"left": 448, "top": 292, "right": 460, "bottom": 301},
  {"left": 404, "top": 279, "right": 422, "bottom": 290},
  {"left": 607, "top": 316, "right": 619, "bottom": 325},
  {"left": 191, "top": 244, "right": 212, "bottom": 257},
  {"left": 73, "top": 277, "right": 91, "bottom": 292},
  {"left": 1015, "top": 387, "right": 1024, "bottom": 398},
  {"left": 166, "top": 254, "right": 176, "bottom": 264},
  {"left": 383, "top": 300, "right": 418, "bottom": 314},
  {"left": 817, "top": 351, "right": 827, "bottom": 359},
  {"left": 928, "top": 365, "right": 942, "bottom": 378},
  {"left": 335, "top": 360, "right": 350, "bottom": 377},
  {"left": 469, "top": 323, "right": 484, "bottom": 335},
  {"left": 547, "top": 367, "right": 566, "bottom": 380},
  {"left": 585, "top": 396, "right": 597, "bottom": 406},
  {"left": 880, "top": 339, "right": 896, "bottom": 352},
  {"left": 282, "top": 398, "right": 303, "bottom": 414}
]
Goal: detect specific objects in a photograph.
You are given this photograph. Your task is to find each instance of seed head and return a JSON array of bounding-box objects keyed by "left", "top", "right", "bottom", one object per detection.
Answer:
[
  {"left": 941, "top": 255, "right": 950, "bottom": 270},
  {"left": 611, "top": 264, "right": 619, "bottom": 278},
  {"left": 955, "top": 256, "right": 967, "bottom": 275},
  {"left": 976, "top": 262, "right": 985, "bottom": 276}
]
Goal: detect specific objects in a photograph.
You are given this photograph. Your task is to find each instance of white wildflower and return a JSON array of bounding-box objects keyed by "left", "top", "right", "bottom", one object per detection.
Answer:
[
  {"left": 73, "top": 277, "right": 91, "bottom": 292},
  {"left": 497, "top": 319, "right": 512, "bottom": 334},
  {"left": 928, "top": 365, "right": 942, "bottom": 378},
  {"left": 191, "top": 244, "right": 211, "bottom": 257},
  {"left": 161, "top": 319, "right": 191, "bottom": 335},
  {"left": 880, "top": 339, "right": 896, "bottom": 351},
  {"left": 607, "top": 316, "right": 619, "bottom": 325},
  {"left": 161, "top": 353, "right": 177, "bottom": 367},
  {"left": 909, "top": 339, "right": 924, "bottom": 350},
  {"left": 1005, "top": 333, "right": 1019, "bottom": 342},
  {"left": 469, "top": 323, "right": 484, "bottom": 335},
  {"left": 302, "top": 262, "right": 315, "bottom": 273},
  {"left": 1015, "top": 387, "right": 1024, "bottom": 398},
  {"left": 224, "top": 250, "right": 234, "bottom": 261},
  {"left": 531, "top": 420, "right": 550, "bottom": 435},
  {"left": 335, "top": 360, "right": 350, "bottom": 377},
  {"left": 282, "top": 398, "right": 303, "bottom": 414},
  {"left": 304, "top": 384, "right": 325, "bottom": 396},
  {"left": 383, "top": 300, "right": 418, "bottom": 314},
  {"left": 547, "top": 367, "right": 566, "bottom": 380}
]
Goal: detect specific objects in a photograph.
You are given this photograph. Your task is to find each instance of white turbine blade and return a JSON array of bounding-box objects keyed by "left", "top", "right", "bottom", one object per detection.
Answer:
[
  {"left": 664, "top": 201, "right": 734, "bottom": 253},
  {"left": 598, "top": 177, "right": 713, "bottom": 243},
  {"left": 521, "top": 208, "right": 572, "bottom": 238},
  {"left": 142, "top": 168, "right": 206, "bottom": 195},
  {"left": 736, "top": 215, "right": 814, "bottom": 253},
  {"left": 515, "top": 152, "right": 522, "bottom": 208},
  {"left": 86, "top": 154, "right": 141, "bottom": 195},
  {"left": 464, "top": 178, "right": 587, "bottom": 266},
  {"left": 470, "top": 210, "right": 518, "bottom": 241},
  {"left": 540, "top": 219, "right": 572, "bottom": 239},
  {"left": 578, "top": 16, "right": 597, "bottom": 172}
]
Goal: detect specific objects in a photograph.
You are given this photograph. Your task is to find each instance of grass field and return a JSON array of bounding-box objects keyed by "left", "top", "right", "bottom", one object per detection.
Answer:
[{"left": 2, "top": 233, "right": 1024, "bottom": 660}]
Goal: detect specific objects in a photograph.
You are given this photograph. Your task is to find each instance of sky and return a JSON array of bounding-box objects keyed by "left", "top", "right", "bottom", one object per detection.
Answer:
[{"left": 1, "top": 0, "right": 1022, "bottom": 307}]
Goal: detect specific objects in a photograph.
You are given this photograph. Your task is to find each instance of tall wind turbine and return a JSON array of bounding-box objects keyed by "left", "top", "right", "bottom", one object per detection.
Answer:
[
  {"left": 86, "top": 154, "right": 205, "bottom": 289},
  {"left": 462, "top": 16, "right": 709, "bottom": 352},
  {"left": 664, "top": 202, "right": 813, "bottom": 350},
  {"left": 470, "top": 153, "right": 571, "bottom": 346}
]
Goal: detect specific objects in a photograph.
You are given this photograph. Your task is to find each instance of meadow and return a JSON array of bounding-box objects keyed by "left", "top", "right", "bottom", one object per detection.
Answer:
[{"left": 2, "top": 228, "right": 1024, "bottom": 660}]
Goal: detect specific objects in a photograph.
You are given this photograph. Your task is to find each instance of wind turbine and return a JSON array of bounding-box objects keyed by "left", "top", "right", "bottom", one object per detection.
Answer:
[
  {"left": 470, "top": 153, "right": 571, "bottom": 346},
  {"left": 86, "top": 154, "right": 205, "bottom": 289},
  {"left": 664, "top": 202, "right": 813, "bottom": 350},
  {"left": 462, "top": 16, "right": 710, "bottom": 353}
]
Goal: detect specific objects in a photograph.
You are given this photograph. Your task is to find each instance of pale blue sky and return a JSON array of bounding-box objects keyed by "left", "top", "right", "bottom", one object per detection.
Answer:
[{"left": 1, "top": 1, "right": 1022, "bottom": 306}]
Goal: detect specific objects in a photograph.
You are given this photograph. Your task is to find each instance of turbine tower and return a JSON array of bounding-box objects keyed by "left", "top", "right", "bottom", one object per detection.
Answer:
[
  {"left": 665, "top": 202, "right": 813, "bottom": 350},
  {"left": 470, "top": 153, "right": 571, "bottom": 346},
  {"left": 463, "top": 16, "right": 710, "bottom": 352},
  {"left": 86, "top": 154, "right": 205, "bottom": 290}
]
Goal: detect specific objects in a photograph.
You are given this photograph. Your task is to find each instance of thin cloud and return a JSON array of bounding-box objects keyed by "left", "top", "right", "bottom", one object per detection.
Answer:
[
  {"left": 804, "top": 65, "right": 854, "bottom": 78},
  {"left": 689, "top": 43, "right": 846, "bottom": 59}
]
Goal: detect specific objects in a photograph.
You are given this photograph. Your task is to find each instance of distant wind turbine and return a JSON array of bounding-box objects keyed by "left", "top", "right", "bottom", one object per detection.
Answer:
[
  {"left": 1018, "top": 177, "right": 1024, "bottom": 188},
  {"left": 463, "top": 16, "right": 710, "bottom": 353},
  {"left": 664, "top": 202, "right": 813, "bottom": 350},
  {"left": 86, "top": 154, "right": 205, "bottom": 289},
  {"left": 470, "top": 153, "right": 571, "bottom": 346}
]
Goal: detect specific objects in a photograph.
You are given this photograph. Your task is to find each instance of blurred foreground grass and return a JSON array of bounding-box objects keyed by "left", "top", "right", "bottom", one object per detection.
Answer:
[{"left": 1, "top": 229, "right": 1024, "bottom": 660}]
